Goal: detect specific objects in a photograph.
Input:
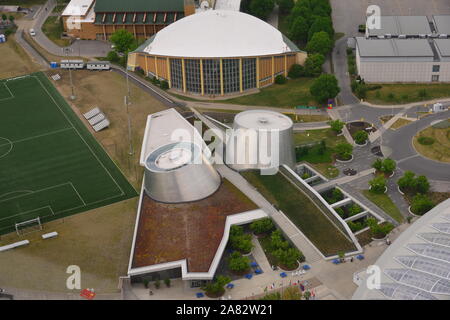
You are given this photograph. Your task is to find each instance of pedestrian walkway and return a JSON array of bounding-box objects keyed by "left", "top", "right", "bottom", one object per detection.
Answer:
[
  {"left": 251, "top": 237, "right": 272, "bottom": 274},
  {"left": 328, "top": 108, "right": 354, "bottom": 145},
  {"left": 369, "top": 106, "right": 411, "bottom": 143},
  {"left": 314, "top": 168, "right": 375, "bottom": 192}
]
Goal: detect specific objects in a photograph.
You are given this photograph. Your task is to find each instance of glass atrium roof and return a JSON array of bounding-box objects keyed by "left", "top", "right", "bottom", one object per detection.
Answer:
[
  {"left": 384, "top": 269, "right": 450, "bottom": 294},
  {"left": 378, "top": 283, "right": 437, "bottom": 300},
  {"left": 407, "top": 243, "right": 450, "bottom": 263},
  {"left": 419, "top": 232, "right": 450, "bottom": 248},
  {"left": 395, "top": 255, "right": 450, "bottom": 280},
  {"left": 431, "top": 223, "right": 450, "bottom": 235}
]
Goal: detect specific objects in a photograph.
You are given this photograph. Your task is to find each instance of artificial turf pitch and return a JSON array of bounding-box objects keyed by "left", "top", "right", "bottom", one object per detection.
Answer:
[{"left": 0, "top": 73, "right": 137, "bottom": 235}]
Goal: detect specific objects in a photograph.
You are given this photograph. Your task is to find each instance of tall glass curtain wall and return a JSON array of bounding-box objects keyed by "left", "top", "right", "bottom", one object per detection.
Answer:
[{"left": 169, "top": 57, "right": 257, "bottom": 94}]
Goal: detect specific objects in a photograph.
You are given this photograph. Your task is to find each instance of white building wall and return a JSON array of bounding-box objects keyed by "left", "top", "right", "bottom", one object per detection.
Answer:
[
  {"left": 358, "top": 61, "right": 438, "bottom": 83},
  {"left": 438, "top": 63, "right": 450, "bottom": 81}
]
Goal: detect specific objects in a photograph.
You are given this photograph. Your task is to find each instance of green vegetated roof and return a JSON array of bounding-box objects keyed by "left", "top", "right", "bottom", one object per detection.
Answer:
[{"left": 94, "top": 0, "right": 185, "bottom": 13}]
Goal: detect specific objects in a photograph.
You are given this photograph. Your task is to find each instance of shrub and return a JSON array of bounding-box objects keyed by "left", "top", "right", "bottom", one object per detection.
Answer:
[
  {"left": 288, "top": 64, "right": 304, "bottom": 78},
  {"left": 353, "top": 130, "right": 368, "bottom": 145},
  {"left": 275, "top": 75, "right": 287, "bottom": 84},
  {"left": 398, "top": 171, "right": 416, "bottom": 192},
  {"left": 367, "top": 218, "right": 394, "bottom": 239},
  {"left": 381, "top": 158, "right": 396, "bottom": 174},
  {"left": 273, "top": 247, "right": 303, "bottom": 269},
  {"left": 328, "top": 119, "right": 344, "bottom": 134},
  {"left": 326, "top": 188, "right": 344, "bottom": 204},
  {"left": 160, "top": 80, "right": 169, "bottom": 90},
  {"left": 106, "top": 50, "right": 120, "bottom": 62},
  {"left": 372, "top": 158, "right": 383, "bottom": 171},
  {"left": 417, "top": 136, "right": 435, "bottom": 145},
  {"left": 301, "top": 172, "right": 311, "bottom": 179},
  {"left": 228, "top": 251, "right": 250, "bottom": 272},
  {"left": 369, "top": 175, "right": 386, "bottom": 194},
  {"left": 303, "top": 53, "right": 325, "bottom": 77},
  {"left": 410, "top": 194, "right": 434, "bottom": 215},
  {"left": 164, "top": 278, "right": 171, "bottom": 287},
  {"left": 348, "top": 204, "right": 363, "bottom": 216},
  {"left": 355, "top": 84, "right": 368, "bottom": 99},
  {"left": 143, "top": 279, "right": 149, "bottom": 288},
  {"left": 335, "top": 207, "right": 345, "bottom": 217},
  {"left": 414, "top": 175, "right": 430, "bottom": 194},
  {"left": 347, "top": 221, "right": 366, "bottom": 232},
  {"left": 203, "top": 275, "right": 231, "bottom": 297},
  {"left": 154, "top": 279, "right": 161, "bottom": 289},
  {"left": 335, "top": 142, "right": 353, "bottom": 160},
  {"left": 250, "top": 218, "right": 274, "bottom": 235}
]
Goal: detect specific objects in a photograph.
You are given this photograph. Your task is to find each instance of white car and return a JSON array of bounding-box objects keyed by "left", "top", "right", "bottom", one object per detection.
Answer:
[{"left": 29, "top": 29, "right": 36, "bottom": 36}]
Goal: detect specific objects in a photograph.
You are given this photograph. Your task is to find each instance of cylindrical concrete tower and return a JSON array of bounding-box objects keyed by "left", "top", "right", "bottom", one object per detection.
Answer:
[{"left": 225, "top": 110, "right": 295, "bottom": 171}]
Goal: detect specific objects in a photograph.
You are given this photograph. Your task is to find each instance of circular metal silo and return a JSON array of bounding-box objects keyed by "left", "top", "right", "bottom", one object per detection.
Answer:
[
  {"left": 144, "top": 141, "right": 221, "bottom": 203},
  {"left": 225, "top": 110, "right": 295, "bottom": 171}
]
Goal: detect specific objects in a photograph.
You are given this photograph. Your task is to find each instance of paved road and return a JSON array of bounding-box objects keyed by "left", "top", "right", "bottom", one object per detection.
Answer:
[
  {"left": 28, "top": 0, "right": 109, "bottom": 58},
  {"left": 382, "top": 110, "right": 450, "bottom": 181}
]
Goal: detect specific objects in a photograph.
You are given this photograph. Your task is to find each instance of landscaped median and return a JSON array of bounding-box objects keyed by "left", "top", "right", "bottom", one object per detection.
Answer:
[
  {"left": 241, "top": 170, "right": 356, "bottom": 257},
  {"left": 413, "top": 119, "right": 450, "bottom": 163},
  {"left": 361, "top": 190, "right": 403, "bottom": 223}
]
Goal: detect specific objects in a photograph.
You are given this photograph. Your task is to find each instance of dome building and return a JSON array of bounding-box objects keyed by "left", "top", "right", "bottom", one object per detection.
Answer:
[{"left": 128, "top": 10, "right": 307, "bottom": 97}]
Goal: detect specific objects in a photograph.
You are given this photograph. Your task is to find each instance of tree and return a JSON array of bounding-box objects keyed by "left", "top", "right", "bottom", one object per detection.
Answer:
[
  {"left": 203, "top": 275, "right": 231, "bottom": 297},
  {"left": 353, "top": 130, "right": 368, "bottom": 145},
  {"left": 270, "top": 230, "right": 289, "bottom": 251},
  {"left": 229, "top": 226, "right": 253, "bottom": 253},
  {"left": 306, "top": 31, "right": 333, "bottom": 56},
  {"left": 372, "top": 158, "right": 383, "bottom": 171},
  {"left": 367, "top": 218, "right": 394, "bottom": 239},
  {"left": 288, "top": 64, "right": 304, "bottom": 78},
  {"left": 273, "top": 247, "right": 302, "bottom": 269},
  {"left": 106, "top": 50, "right": 119, "bottom": 62},
  {"left": 398, "top": 171, "right": 416, "bottom": 192},
  {"left": 249, "top": 0, "right": 275, "bottom": 20},
  {"left": 8, "top": 15, "right": 15, "bottom": 24},
  {"left": 289, "top": 15, "right": 309, "bottom": 43},
  {"left": 308, "top": 16, "right": 334, "bottom": 40},
  {"left": 369, "top": 175, "right": 386, "bottom": 194},
  {"left": 250, "top": 218, "right": 274, "bottom": 235},
  {"left": 410, "top": 194, "right": 434, "bottom": 215},
  {"left": 303, "top": 53, "right": 325, "bottom": 77},
  {"left": 335, "top": 142, "right": 353, "bottom": 160},
  {"left": 310, "top": 74, "right": 340, "bottom": 103},
  {"left": 110, "top": 29, "right": 136, "bottom": 54},
  {"left": 328, "top": 119, "right": 344, "bottom": 134},
  {"left": 414, "top": 175, "right": 430, "bottom": 194},
  {"left": 228, "top": 251, "right": 250, "bottom": 272},
  {"left": 1, "top": 14, "right": 6, "bottom": 21},
  {"left": 381, "top": 158, "right": 396, "bottom": 174},
  {"left": 277, "top": 0, "right": 294, "bottom": 14}
]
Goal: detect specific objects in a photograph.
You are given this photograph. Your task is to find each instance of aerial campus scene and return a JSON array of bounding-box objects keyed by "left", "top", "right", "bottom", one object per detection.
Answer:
[{"left": 0, "top": 0, "right": 449, "bottom": 306}]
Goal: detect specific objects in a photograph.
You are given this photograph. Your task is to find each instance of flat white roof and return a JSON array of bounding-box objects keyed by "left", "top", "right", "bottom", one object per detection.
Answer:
[
  {"left": 368, "top": 16, "right": 432, "bottom": 36},
  {"left": 62, "top": 0, "right": 94, "bottom": 17},
  {"left": 234, "top": 110, "right": 293, "bottom": 130},
  {"left": 356, "top": 37, "right": 434, "bottom": 57},
  {"left": 214, "top": 0, "right": 242, "bottom": 11},
  {"left": 142, "top": 10, "right": 297, "bottom": 58},
  {"left": 434, "top": 15, "right": 450, "bottom": 35},
  {"left": 139, "top": 108, "right": 206, "bottom": 167}
]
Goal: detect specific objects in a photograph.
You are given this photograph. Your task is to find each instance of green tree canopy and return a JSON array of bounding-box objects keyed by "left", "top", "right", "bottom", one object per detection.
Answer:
[
  {"left": 303, "top": 53, "right": 325, "bottom": 76},
  {"left": 306, "top": 31, "right": 333, "bottom": 55},
  {"left": 308, "top": 16, "right": 334, "bottom": 40},
  {"left": 289, "top": 15, "right": 309, "bottom": 43},
  {"left": 249, "top": 0, "right": 275, "bottom": 20},
  {"left": 110, "top": 29, "right": 136, "bottom": 54},
  {"left": 310, "top": 73, "right": 340, "bottom": 103}
]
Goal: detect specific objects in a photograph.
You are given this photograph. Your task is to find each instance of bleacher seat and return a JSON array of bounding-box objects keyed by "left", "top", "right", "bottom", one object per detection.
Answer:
[
  {"left": 88, "top": 113, "right": 105, "bottom": 126},
  {"left": 93, "top": 119, "right": 110, "bottom": 132},
  {"left": 83, "top": 107, "right": 101, "bottom": 120}
]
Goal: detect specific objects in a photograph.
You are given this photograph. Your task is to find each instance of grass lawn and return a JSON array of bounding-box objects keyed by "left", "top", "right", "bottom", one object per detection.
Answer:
[
  {"left": 413, "top": 123, "right": 450, "bottom": 163},
  {"left": 0, "top": 198, "right": 138, "bottom": 293},
  {"left": 242, "top": 171, "right": 356, "bottom": 256},
  {"left": 223, "top": 78, "right": 317, "bottom": 108},
  {"left": 293, "top": 128, "right": 346, "bottom": 177},
  {"left": 390, "top": 118, "right": 413, "bottom": 130},
  {"left": 42, "top": 16, "right": 70, "bottom": 47},
  {"left": 0, "top": 36, "right": 40, "bottom": 79},
  {"left": 0, "top": 73, "right": 137, "bottom": 234},
  {"left": 366, "top": 83, "right": 450, "bottom": 105},
  {"left": 361, "top": 190, "right": 404, "bottom": 223}
]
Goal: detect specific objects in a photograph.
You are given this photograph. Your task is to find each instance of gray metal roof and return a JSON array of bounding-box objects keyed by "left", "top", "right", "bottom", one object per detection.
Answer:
[
  {"left": 434, "top": 39, "right": 450, "bottom": 57},
  {"left": 433, "top": 15, "right": 450, "bottom": 35},
  {"left": 356, "top": 37, "right": 434, "bottom": 57},
  {"left": 368, "top": 16, "right": 432, "bottom": 36}
]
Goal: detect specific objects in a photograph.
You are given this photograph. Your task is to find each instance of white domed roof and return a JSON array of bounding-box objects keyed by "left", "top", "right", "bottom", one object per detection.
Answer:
[{"left": 142, "top": 10, "right": 298, "bottom": 58}]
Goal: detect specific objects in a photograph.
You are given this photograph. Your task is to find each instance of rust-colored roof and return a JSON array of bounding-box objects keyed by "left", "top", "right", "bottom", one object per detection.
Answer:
[{"left": 131, "top": 180, "right": 257, "bottom": 272}]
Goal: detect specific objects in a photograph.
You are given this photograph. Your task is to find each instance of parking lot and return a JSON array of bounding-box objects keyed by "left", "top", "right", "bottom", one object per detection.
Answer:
[{"left": 331, "top": 0, "right": 450, "bottom": 36}]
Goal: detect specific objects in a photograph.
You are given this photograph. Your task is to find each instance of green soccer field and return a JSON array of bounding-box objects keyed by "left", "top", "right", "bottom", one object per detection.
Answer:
[{"left": 0, "top": 73, "right": 138, "bottom": 235}]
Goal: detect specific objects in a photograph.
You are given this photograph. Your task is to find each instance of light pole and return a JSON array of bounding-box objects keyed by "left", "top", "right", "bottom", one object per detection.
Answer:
[
  {"left": 63, "top": 47, "right": 76, "bottom": 100},
  {"left": 125, "top": 56, "right": 133, "bottom": 156}
]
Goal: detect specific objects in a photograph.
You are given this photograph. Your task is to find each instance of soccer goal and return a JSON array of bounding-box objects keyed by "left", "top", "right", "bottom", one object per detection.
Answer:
[{"left": 15, "top": 217, "right": 42, "bottom": 236}]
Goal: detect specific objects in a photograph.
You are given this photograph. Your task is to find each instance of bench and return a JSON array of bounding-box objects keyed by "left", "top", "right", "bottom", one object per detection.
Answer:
[
  {"left": 42, "top": 232, "right": 58, "bottom": 240},
  {"left": 0, "top": 240, "right": 30, "bottom": 252}
]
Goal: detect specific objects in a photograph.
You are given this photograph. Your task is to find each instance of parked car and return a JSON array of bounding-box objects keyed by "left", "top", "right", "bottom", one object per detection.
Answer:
[{"left": 29, "top": 28, "right": 36, "bottom": 36}]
